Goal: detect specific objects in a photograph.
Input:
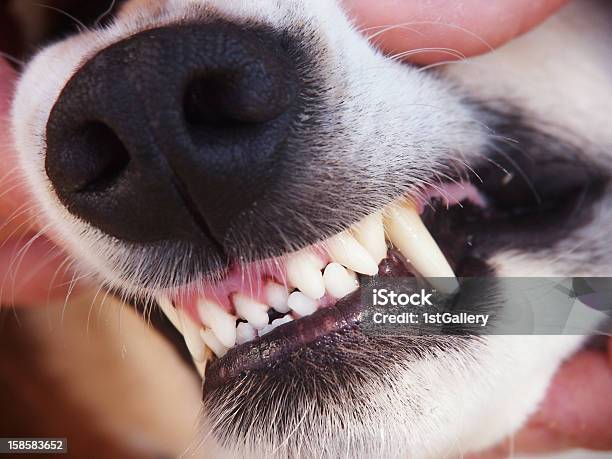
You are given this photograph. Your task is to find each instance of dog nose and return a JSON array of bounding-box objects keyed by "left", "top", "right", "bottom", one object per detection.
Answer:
[{"left": 45, "top": 23, "right": 297, "bottom": 245}]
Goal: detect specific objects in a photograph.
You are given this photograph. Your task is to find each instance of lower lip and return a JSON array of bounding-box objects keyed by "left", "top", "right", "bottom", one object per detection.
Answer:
[
  {"left": 204, "top": 248, "right": 420, "bottom": 389},
  {"left": 205, "top": 287, "right": 363, "bottom": 391}
]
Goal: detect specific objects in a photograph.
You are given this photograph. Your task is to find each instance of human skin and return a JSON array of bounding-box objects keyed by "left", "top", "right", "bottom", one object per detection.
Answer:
[
  {"left": 1, "top": 0, "right": 610, "bottom": 454},
  {"left": 342, "top": 0, "right": 569, "bottom": 65}
]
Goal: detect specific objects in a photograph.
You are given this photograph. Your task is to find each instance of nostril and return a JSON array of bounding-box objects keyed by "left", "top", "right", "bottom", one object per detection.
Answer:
[
  {"left": 182, "top": 64, "right": 294, "bottom": 130},
  {"left": 47, "top": 122, "right": 130, "bottom": 194},
  {"left": 183, "top": 72, "right": 249, "bottom": 128},
  {"left": 76, "top": 122, "right": 130, "bottom": 192}
]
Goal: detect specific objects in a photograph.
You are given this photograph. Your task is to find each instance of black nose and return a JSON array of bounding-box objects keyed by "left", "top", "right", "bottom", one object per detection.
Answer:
[{"left": 46, "top": 23, "right": 297, "bottom": 245}]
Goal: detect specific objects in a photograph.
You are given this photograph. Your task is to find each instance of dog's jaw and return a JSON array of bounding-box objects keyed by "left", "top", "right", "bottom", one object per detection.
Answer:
[{"left": 9, "top": 0, "right": 612, "bottom": 458}]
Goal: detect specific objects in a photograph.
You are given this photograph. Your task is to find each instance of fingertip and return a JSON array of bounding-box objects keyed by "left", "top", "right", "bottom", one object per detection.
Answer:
[{"left": 342, "top": 0, "right": 569, "bottom": 64}]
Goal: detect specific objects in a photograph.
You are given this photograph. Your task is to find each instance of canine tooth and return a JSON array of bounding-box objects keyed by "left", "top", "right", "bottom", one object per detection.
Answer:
[
  {"left": 352, "top": 213, "right": 387, "bottom": 264},
  {"left": 385, "top": 201, "right": 458, "bottom": 293},
  {"left": 156, "top": 295, "right": 181, "bottom": 331},
  {"left": 265, "top": 282, "right": 290, "bottom": 313},
  {"left": 259, "top": 315, "right": 293, "bottom": 336},
  {"left": 326, "top": 232, "right": 379, "bottom": 276},
  {"left": 287, "top": 291, "right": 318, "bottom": 317},
  {"left": 200, "top": 329, "right": 229, "bottom": 358},
  {"left": 323, "top": 262, "right": 359, "bottom": 298},
  {"left": 197, "top": 299, "right": 237, "bottom": 348},
  {"left": 236, "top": 322, "right": 257, "bottom": 345},
  {"left": 232, "top": 293, "right": 270, "bottom": 330},
  {"left": 286, "top": 250, "right": 326, "bottom": 300},
  {"left": 177, "top": 310, "right": 206, "bottom": 362}
]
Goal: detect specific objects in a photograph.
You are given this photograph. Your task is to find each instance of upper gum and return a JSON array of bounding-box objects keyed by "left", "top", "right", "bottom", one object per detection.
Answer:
[{"left": 173, "top": 246, "right": 330, "bottom": 321}]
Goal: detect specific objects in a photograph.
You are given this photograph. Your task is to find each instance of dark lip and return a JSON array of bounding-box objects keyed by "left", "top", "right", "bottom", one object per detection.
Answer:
[
  {"left": 205, "top": 288, "right": 363, "bottom": 391},
  {"left": 204, "top": 244, "right": 491, "bottom": 391}
]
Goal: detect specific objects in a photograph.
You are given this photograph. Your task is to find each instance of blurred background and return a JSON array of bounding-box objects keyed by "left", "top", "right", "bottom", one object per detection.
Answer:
[{"left": 0, "top": 291, "right": 202, "bottom": 459}]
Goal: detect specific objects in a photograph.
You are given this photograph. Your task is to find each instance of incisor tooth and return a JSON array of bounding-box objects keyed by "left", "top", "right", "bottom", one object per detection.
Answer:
[
  {"left": 236, "top": 322, "right": 257, "bottom": 345},
  {"left": 264, "top": 282, "right": 290, "bottom": 313},
  {"left": 323, "top": 262, "right": 359, "bottom": 298},
  {"left": 260, "top": 315, "right": 293, "bottom": 336},
  {"left": 352, "top": 212, "right": 387, "bottom": 264},
  {"left": 326, "top": 232, "right": 379, "bottom": 275},
  {"left": 287, "top": 291, "right": 317, "bottom": 317},
  {"left": 286, "top": 250, "right": 326, "bottom": 299},
  {"left": 272, "top": 315, "right": 293, "bottom": 327},
  {"left": 200, "top": 329, "right": 229, "bottom": 358},
  {"left": 177, "top": 309, "right": 206, "bottom": 362},
  {"left": 232, "top": 293, "right": 270, "bottom": 330},
  {"left": 197, "top": 299, "right": 237, "bottom": 348},
  {"left": 384, "top": 200, "right": 458, "bottom": 293}
]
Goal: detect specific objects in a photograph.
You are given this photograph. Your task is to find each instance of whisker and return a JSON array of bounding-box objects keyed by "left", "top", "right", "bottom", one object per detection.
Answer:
[
  {"left": 0, "top": 51, "right": 24, "bottom": 68},
  {"left": 389, "top": 47, "right": 466, "bottom": 62},
  {"left": 95, "top": 0, "right": 117, "bottom": 27},
  {"left": 34, "top": 3, "right": 88, "bottom": 30},
  {"left": 361, "top": 21, "right": 495, "bottom": 56}
]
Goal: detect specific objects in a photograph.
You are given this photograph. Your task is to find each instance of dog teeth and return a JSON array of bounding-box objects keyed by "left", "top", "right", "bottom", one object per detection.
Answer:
[
  {"left": 272, "top": 315, "right": 293, "bottom": 327},
  {"left": 287, "top": 291, "right": 318, "bottom": 317},
  {"left": 326, "top": 231, "right": 379, "bottom": 276},
  {"left": 260, "top": 315, "right": 293, "bottom": 336},
  {"left": 384, "top": 200, "right": 458, "bottom": 293},
  {"left": 352, "top": 212, "right": 387, "bottom": 265},
  {"left": 264, "top": 282, "right": 290, "bottom": 313},
  {"left": 177, "top": 309, "right": 207, "bottom": 362},
  {"left": 200, "top": 328, "right": 229, "bottom": 358},
  {"left": 236, "top": 322, "right": 257, "bottom": 345},
  {"left": 323, "top": 262, "right": 359, "bottom": 299},
  {"left": 232, "top": 293, "right": 270, "bottom": 330},
  {"left": 157, "top": 196, "right": 463, "bottom": 363},
  {"left": 197, "top": 299, "right": 237, "bottom": 348},
  {"left": 286, "top": 250, "right": 326, "bottom": 300}
]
